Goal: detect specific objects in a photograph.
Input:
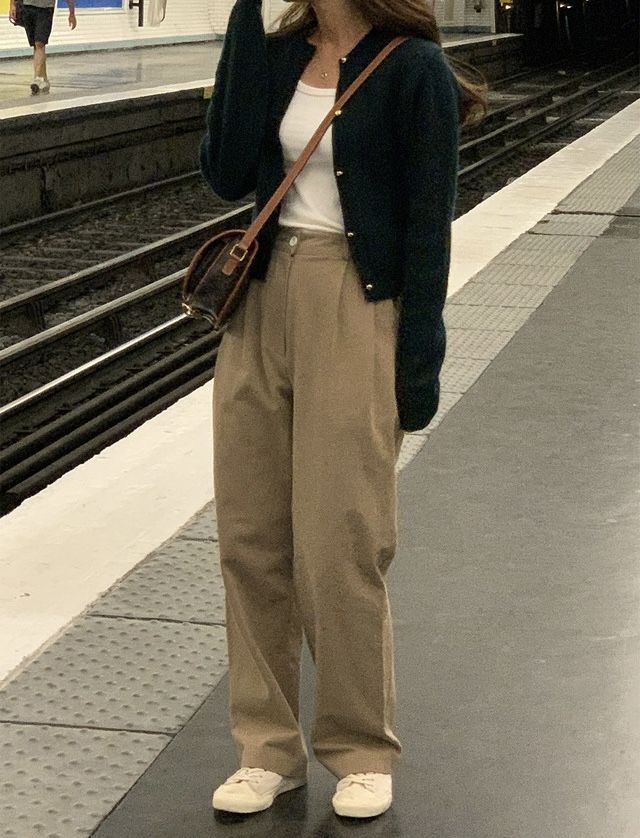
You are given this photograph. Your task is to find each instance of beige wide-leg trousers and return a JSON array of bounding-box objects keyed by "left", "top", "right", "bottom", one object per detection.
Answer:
[{"left": 213, "top": 225, "right": 404, "bottom": 781}]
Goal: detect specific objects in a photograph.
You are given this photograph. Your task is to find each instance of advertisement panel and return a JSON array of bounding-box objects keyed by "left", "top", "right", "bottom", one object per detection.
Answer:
[
  {"left": 0, "top": 0, "right": 123, "bottom": 11},
  {"left": 58, "top": 1, "right": 123, "bottom": 7}
]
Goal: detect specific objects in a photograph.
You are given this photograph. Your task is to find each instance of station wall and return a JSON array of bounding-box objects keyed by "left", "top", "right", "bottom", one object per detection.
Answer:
[
  {"left": 0, "top": 0, "right": 221, "bottom": 57},
  {"left": 433, "top": 0, "right": 496, "bottom": 32},
  {"left": 253, "top": 2, "right": 497, "bottom": 35},
  {"left": 0, "top": 0, "right": 495, "bottom": 58}
]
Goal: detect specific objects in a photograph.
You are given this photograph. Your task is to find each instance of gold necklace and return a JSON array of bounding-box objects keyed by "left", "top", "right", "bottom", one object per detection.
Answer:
[{"left": 313, "top": 28, "right": 372, "bottom": 80}]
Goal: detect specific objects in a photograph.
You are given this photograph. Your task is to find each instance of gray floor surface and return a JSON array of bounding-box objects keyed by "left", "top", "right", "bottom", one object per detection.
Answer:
[{"left": 88, "top": 178, "right": 640, "bottom": 835}]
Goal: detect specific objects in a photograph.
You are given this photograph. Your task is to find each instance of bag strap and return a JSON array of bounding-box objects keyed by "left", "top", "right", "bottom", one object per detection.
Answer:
[{"left": 225, "top": 35, "right": 408, "bottom": 268}]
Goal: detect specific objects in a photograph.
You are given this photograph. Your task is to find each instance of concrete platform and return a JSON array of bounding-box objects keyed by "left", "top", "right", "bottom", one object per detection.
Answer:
[{"left": 1, "top": 110, "right": 639, "bottom": 834}]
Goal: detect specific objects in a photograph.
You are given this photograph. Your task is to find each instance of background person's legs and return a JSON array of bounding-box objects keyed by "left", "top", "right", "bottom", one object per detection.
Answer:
[
  {"left": 33, "top": 43, "right": 47, "bottom": 82},
  {"left": 22, "top": 5, "right": 53, "bottom": 93}
]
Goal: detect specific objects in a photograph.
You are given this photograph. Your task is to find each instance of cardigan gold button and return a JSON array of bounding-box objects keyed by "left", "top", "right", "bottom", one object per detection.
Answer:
[
  {"left": 347, "top": 231, "right": 355, "bottom": 237},
  {"left": 334, "top": 109, "right": 342, "bottom": 116},
  {"left": 289, "top": 235, "right": 298, "bottom": 247},
  {"left": 336, "top": 170, "right": 344, "bottom": 176},
  {"left": 340, "top": 56, "right": 347, "bottom": 63},
  {"left": 365, "top": 283, "right": 373, "bottom": 290}
]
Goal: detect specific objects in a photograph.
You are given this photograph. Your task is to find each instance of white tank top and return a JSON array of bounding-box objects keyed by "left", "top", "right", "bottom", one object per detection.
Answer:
[{"left": 278, "top": 80, "right": 345, "bottom": 234}]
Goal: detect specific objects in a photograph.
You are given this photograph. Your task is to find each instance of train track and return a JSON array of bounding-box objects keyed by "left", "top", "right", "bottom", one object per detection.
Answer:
[{"left": 1, "top": 56, "right": 638, "bottom": 514}]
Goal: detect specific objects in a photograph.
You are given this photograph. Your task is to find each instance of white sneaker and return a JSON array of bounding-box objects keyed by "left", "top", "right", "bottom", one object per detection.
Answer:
[
  {"left": 212, "top": 766, "right": 306, "bottom": 813},
  {"left": 332, "top": 772, "right": 393, "bottom": 818},
  {"left": 30, "top": 77, "right": 49, "bottom": 95}
]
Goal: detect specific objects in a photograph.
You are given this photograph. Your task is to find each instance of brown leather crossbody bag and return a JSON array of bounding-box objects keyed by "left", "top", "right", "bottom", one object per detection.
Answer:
[{"left": 182, "top": 35, "right": 408, "bottom": 331}]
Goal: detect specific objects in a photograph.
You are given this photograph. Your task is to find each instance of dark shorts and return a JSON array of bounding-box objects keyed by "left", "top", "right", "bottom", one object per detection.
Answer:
[{"left": 22, "top": 5, "right": 54, "bottom": 47}]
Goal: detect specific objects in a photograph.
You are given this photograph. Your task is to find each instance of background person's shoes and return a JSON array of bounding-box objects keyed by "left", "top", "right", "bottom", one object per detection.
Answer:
[
  {"left": 332, "top": 772, "right": 392, "bottom": 818},
  {"left": 30, "top": 77, "right": 49, "bottom": 95},
  {"left": 212, "top": 766, "right": 306, "bottom": 814}
]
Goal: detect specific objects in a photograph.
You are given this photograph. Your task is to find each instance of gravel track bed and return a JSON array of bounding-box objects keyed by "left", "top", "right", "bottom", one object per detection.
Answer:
[
  {"left": 0, "top": 177, "right": 245, "bottom": 300},
  {"left": 2, "top": 288, "right": 185, "bottom": 404}
]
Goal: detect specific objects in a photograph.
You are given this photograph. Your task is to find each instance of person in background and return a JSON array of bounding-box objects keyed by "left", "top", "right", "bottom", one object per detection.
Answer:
[
  {"left": 201, "top": 0, "right": 486, "bottom": 821},
  {"left": 9, "top": 0, "right": 77, "bottom": 95}
]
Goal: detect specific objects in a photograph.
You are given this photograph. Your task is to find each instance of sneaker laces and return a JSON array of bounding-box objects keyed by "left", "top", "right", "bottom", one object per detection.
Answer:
[
  {"left": 337, "top": 772, "right": 379, "bottom": 793},
  {"left": 228, "top": 767, "right": 273, "bottom": 785}
]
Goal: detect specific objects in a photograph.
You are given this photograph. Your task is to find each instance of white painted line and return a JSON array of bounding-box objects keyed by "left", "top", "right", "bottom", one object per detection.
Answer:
[
  {"left": 1, "top": 99, "right": 639, "bottom": 687},
  {"left": 0, "top": 383, "right": 215, "bottom": 684}
]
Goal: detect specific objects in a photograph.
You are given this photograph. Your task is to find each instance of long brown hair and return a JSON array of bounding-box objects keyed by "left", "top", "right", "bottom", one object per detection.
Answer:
[{"left": 267, "top": 0, "right": 487, "bottom": 126}]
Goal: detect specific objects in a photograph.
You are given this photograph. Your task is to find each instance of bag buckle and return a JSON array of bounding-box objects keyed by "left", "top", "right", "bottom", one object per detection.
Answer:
[{"left": 229, "top": 242, "right": 248, "bottom": 262}]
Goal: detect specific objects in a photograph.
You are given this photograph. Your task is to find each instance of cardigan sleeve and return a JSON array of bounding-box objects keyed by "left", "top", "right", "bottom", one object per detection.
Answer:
[
  {"left": 395, "top": 46, "right": 460, "bottom": 432},
  {"left": 200, "top": 0, "right": 269, "bottom": 201}
]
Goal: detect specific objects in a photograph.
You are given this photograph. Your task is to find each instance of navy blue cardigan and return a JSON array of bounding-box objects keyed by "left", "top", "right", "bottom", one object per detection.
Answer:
[{"left": 200, "top": 0, "right": 460, "bottom": 431}]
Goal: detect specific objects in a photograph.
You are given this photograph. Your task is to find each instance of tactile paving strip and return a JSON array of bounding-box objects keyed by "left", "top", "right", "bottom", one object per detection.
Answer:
[
  {"left": 503, "top": 233, "right": 593, "bottom": 255},
  {"left": 491, "top": 247, "right": 582, "bottom": 268},
  {"left": 557, "top": 135, "right": 640, "bottom": 213},
  {"left": 470, "top": 262, "right": 574, "bottom": 287},
  {"left": 441, "top": 356, "right": 493, "bottom": 394},
  {"left": 89, "top": 539, "right": 225, "bottom": 624},
  {"left": 400, "top": 391, "right": 480, "bottom": 464},
  {"left": 0, "top": 617, "right": 227, "bottom": 734},
  {"left": 451, "top": 282, "right": 549, "bottom": 308},
  {"left": 1, "top": 723, "right": 169, "bottom": 838},
  {"left": 447, "top": 327, "right": 515, "bottom": 360},
  {"left": 397, "top": 433, "right": 430, "bottom": 469},
  {"left": 173, "top": 501, "right": 217, "bottom": 542},
  {"left": 397, "top": 391, "right": 465, "bottom": 464},
  {"left": 445, "top": 303, "right": 533, "bottom": 332},
  {"left": 618, "top": 184, "right": 640, "bottom": 215},
  {"left": 602, "top": 214, "right": 640, "bottom": 239},
  {"left": 531, "top": 212, "right": 614, "bottom": 237}
]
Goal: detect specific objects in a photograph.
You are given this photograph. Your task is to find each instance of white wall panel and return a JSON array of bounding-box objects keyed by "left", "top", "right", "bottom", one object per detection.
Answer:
[{"left": 464, "top": 0, "right": 495, "bottom": 31}]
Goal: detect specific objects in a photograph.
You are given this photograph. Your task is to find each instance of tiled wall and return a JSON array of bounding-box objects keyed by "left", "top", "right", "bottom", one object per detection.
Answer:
[
  {"left": 265, "top": 2, "right": 496, "bottom": 34},
  {"left": 434, "top": 0, "right": 496, "bottom": 31}
]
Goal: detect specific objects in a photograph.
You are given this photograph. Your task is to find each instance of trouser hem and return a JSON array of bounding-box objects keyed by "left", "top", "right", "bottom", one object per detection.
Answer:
[
  {"left": 317, "top": 751, "right": 401, "bottom": 780},
  {"left": 239, "top": 748, "right": 309, "bottom": 781}
]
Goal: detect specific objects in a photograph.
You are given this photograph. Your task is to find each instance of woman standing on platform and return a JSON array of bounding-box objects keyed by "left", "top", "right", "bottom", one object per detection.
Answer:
[{"left": 200, "top": 0, "right": 485, "bottom": 820}]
